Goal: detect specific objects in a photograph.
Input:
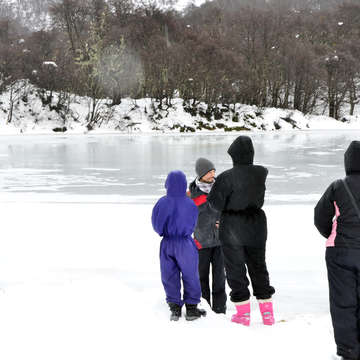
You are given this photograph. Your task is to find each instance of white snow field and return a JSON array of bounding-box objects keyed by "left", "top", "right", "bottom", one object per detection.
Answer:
[{"left": 0, "top": 202, "right": 339, "bottom": 360}]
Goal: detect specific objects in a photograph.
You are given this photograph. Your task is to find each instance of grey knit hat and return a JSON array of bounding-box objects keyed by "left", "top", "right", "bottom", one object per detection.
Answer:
[{"left": 195, "top": 157, "right": 215, "bottom": 179}]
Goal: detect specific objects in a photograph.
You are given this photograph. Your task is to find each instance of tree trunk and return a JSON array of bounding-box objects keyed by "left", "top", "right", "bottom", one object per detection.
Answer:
[
  {"left": 329, "top": 99, "right": 335, "bottom": 118},
  {"left": 7, "top": 87, "right": 13, "bottom": 124}
]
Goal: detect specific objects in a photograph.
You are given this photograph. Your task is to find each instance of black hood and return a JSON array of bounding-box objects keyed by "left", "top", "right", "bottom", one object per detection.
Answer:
[
  {"left": 345, "top": 141, "right": 360, "bottom": 175},
  {"left": 227, "top": 136, "right": 254, "bottom": 165}
]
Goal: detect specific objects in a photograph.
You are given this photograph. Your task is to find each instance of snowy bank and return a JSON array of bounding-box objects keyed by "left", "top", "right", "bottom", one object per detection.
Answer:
[
  {"left": 0, "top": 202, "right": 340, "bottom": 359},
  {"left": 1, "top": 82, "right": 360, "bottom": 135}
]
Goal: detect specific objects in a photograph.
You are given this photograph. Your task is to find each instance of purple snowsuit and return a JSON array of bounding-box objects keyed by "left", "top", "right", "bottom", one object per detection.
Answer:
[{"left": 152, "top": 170, "right": 201, "bottom": 306}]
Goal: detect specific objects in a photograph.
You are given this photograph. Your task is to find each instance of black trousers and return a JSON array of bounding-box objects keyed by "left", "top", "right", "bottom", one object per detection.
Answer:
[
  {"left": 221, "top": 244, "right": 275, "bottom": 303},
  {"left": 198, "top": 246, "right": 227, "bottom": 312},
  {"left": 326, "top": 247, "right": 360, "bottom": 360}
]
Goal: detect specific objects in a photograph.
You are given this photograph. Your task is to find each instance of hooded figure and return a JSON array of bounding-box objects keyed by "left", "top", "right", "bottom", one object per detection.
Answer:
[
  {"left": 152, "top": 171, "right": 198, "bottom": 238},
  {"left": 207, "top": 136, "right": 275, "bottom": 326},
  {"left": 152, "top": 170, "right": 206, "bottom": 321},
  {"left": 208, "top": 135, "right": 269, "bottom": 247},
  {"left": 315, "top": 141, "right": 360, "bottom": 359},
  {"left": 315, "top": 140, "right": 360, "bottom": 247}
]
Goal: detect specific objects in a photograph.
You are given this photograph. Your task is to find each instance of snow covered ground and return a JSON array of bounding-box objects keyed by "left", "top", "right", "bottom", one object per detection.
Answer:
[
  {"left": 0, "top": 202, "right": 337, "bottom": 360},
  {"left": 1, "top": 82, "right": 360, "bottom": 135}
]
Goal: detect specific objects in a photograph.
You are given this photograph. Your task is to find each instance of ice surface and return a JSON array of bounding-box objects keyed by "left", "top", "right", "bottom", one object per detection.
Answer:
[{"left": 0, "top": 131, "right": 356, "bottom": 204}]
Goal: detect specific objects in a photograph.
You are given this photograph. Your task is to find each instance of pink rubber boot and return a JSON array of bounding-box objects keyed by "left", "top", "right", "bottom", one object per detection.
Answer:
[
  {"left": 259, "top": 300, "right": 275, "bottom": 325},
  {"left": 231, "top": 302, "right": 250, "bottom": 326}
]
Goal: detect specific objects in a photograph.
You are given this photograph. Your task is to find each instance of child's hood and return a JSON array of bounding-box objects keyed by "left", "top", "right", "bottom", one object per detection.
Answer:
[
  {"left": 345, "top": 141, "right": 360, "bottom": 175},
  {"left": 165, "top": 170, "right": 187, "bottom": 197}
]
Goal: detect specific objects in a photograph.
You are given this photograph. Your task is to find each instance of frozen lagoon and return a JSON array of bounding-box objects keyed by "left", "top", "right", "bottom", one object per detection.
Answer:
[
  {"left": 0, "top": 129, "right": 357, "bottom": 204},
  {"left": 0, "top": 130, "right": 357, "bottom": 360}
]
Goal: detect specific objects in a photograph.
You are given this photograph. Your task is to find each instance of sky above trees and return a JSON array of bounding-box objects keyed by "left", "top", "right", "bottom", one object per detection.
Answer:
[{"left": 173, "top": 0, "right": 208, "bottom": 10}]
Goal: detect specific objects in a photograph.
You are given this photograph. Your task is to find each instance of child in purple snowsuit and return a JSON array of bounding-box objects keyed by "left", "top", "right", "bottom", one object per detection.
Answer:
[{"left": 152, "top": 170, "right": 206, "bottom": 321}]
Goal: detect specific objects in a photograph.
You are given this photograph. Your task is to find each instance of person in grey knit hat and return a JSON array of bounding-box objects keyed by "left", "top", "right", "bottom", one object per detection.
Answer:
[
  {"left": 187, "top": 157, "right": 227, "bottom": 314},
  {"left": 196, "top": 158, "right": 215, "bottom": 179}
]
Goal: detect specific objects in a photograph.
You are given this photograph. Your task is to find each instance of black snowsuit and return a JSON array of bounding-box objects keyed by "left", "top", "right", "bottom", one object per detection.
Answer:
[
  {"left": 188, "top": 180, "right": 227, "bottom": 313},
  {"left": 207, "top": 136, "right": 275, "bottom": 303},
  {"left": 315, "top": 141, "right": 360, "bottom": 360}
]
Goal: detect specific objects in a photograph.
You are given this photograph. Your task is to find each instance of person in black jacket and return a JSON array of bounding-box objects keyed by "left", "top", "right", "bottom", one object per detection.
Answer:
[
  {"left": 188, "top": 158, "right": 227, "bottom": 314},
  {"left": 315, "top": 141, "right": 360, "bottom": 360},
  {"left": 207, "top": 135, "right": 275, "bottom": 326}
]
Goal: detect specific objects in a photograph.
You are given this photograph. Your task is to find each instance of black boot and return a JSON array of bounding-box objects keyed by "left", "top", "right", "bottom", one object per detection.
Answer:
[
  {"left": 213, "top": 306, "right": 226, "bottom": 314},
  {"left": 168, "top": 302, "right": 182, "bottom": 321},
  {"left": 185, "top": 304, "right": 207, "bottom": 321}
]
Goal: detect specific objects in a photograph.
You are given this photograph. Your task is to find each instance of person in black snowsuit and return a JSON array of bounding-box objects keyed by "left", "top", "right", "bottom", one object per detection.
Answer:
[
  {"left": 315, "top": 141, "right": 360, "bottom": 360},
  {"left": 207, "top": 135, "right": 275, "bottom": 326},
  {"left": 188, "top": 158, "right": 227, "bottom": 314}
]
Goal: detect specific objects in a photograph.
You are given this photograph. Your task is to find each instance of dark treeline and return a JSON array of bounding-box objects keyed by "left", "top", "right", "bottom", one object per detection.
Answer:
[{"left": 1, "top": 0, "right": 360, "bottom": 122}]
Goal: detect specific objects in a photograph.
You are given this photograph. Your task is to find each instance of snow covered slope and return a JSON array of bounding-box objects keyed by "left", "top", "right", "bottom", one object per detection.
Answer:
[{"left": 0, "top": 82, "right": 360, "bottom": 134}]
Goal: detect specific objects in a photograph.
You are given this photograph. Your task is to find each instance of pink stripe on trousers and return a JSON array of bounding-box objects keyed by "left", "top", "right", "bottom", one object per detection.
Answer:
[{"left": 326, "top": 201, "right": 340, "bottom": 247}]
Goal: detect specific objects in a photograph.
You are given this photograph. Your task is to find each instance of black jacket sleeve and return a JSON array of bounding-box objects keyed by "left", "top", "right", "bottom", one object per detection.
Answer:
[
  {"left": 207, "top": 174, "right": 231, "bottom": 212},
  {"left": 314, "top": 182, "right": 336, "bottom": 238}
]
